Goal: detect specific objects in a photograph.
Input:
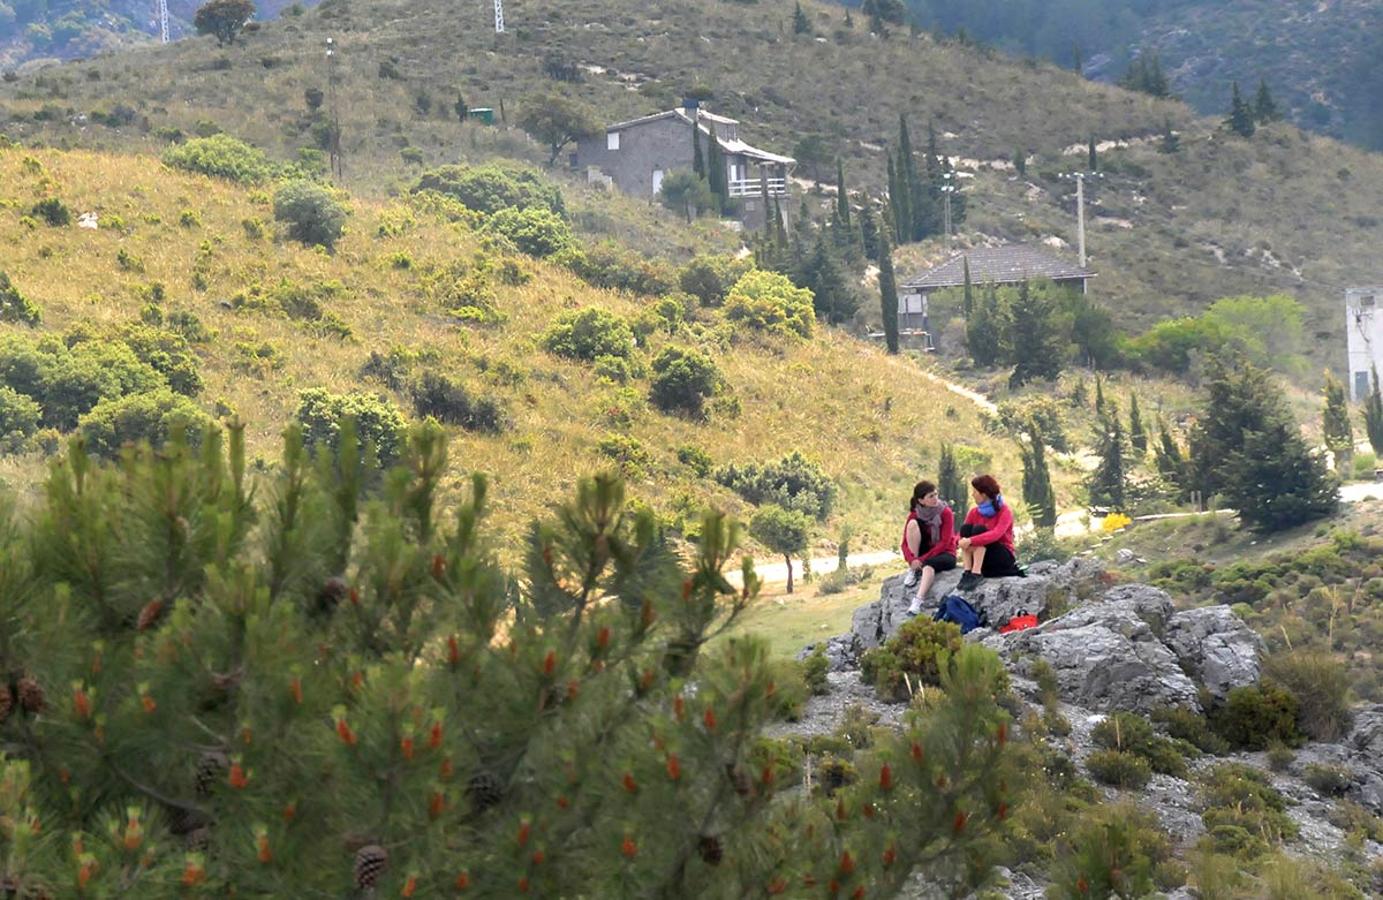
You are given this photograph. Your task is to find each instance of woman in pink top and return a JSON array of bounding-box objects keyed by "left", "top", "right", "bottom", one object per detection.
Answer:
[
  {"left": 901, "top": 480, "right": 958, "bottom": 615},
  {"left": 956, "top": 474, "right": 1023, "bottom": 591}
]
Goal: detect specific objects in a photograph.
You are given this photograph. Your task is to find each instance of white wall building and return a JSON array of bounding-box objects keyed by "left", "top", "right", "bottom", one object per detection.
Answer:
[{"left": 1346, "top": 287, "right": 1383, "bottom": 401}]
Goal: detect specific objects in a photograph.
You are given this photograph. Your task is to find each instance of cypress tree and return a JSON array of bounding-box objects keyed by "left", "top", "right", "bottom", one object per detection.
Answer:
[
  {"left": 938, "top": 442, "right": 968, "bottom": 519},
  {"left": 844, "top": 7, "right": 853, "bottom": 28},
  {"left": 1253, "top": 78, "right": 1280, "bottom": 123},
  {"left": 706, "top": 125, "right": 727, "bottom": 206},
  {"left": 1012, "top": 148, "right": 1027, "bottom": 176},
  {"left": 859, "top": 204, "right": 879, "bottom": 261},
  {"left": 1089, "top": 402, "right": 1127, "bottom": 511},
  {"left": 885, "top": 152, "right": 903, "bottom": 243},
  {"left": 793, "top": 1, "right": 812, "bottom": 35},
  {"left": 1129, "top": 393, "right": 1147, "bottom": 455},
  {"left": 1021, "top": 420, "right": 1057, "bottom": 528},
  {"left": 897, "top": 114, "right": 919, "bottom": 241},
  {"left": 878, "top": 230, "right": 899, "bottom": 354},
  {"left": 1159, "top": 117, "right": 1181, "bottom": 154},
  {"left": 1006, "top": 281, "right": 1064, "bottom": 387},
  {"left": 961, "top": 256, "right": 973, "bottom": 318},
  {"left": 1322, "top": 370, "right": 1354, "bottom": 468},
  {"left": 692, "top": 123, "right": 705, "bottom": 178},
  {"left": 800, "top": 234, "right": 857, "bottom": 325},
  {"left": 1365, "top": 366, "right": 1383, "bottom": 455},
  {"left": 1190, "top": 356, "right": 1337, "bottom": 532},
  {"left": 1154, "top": 419, "right": 1192, "bottom": 500},
  {"left": 835, "top": 159, "right": 851, "bottom": 229},
  {"left": 966, "top": 284, "right": 1004, "bottom": 368},
  {"left": 1094, "top": 375, "right": 1106, "bottom": 415},
  {"left": 1087, "top": 136, "right": 1098, "bottom": 172},
  {"left": 1225, "top": 81, "right": 1256, "bottom": 137}
]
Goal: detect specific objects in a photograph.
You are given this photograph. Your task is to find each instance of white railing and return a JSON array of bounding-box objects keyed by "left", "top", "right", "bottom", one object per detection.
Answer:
[{"left": 727, "top": 177, "right": 787, "bottom": 198}]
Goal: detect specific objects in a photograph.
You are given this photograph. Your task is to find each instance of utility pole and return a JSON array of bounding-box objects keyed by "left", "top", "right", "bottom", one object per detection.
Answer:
[
  {"left": 1058, "top": 170, "right": 1102, "bottom": 268},
  {"left": 493, "top": 0, "right": 504, "bottom": 33},
  {"left": 939, "top": 171, "right": 957, "bottom": 254},
  {"left": 157, "top": 0, "right": 169, "bottom": 43},
  {"left": 325, "top": 37, "right": 344, "bottom": 181}
]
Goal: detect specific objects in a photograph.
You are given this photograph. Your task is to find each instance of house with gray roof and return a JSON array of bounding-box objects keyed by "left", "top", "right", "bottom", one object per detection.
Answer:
[
  {"left": 573, "top": 101, "right": 794, "bottom": 228},
  {"left": 897, "top": 244, "right": 1096, "bottom": 339}
]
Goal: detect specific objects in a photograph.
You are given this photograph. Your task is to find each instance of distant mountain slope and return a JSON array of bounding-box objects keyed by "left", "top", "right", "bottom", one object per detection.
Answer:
[{"left": 897, "top": 0, "right": 1383, "bottom": 151}]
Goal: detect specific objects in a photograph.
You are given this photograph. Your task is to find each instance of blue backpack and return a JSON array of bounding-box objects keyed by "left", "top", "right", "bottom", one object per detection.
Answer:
[{"left": 933, "top": 594, "right": 984, "bottom": 634}]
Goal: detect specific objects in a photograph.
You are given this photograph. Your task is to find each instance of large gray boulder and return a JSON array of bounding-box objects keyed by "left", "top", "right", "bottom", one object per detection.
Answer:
[{"left": 1163, "top": 605, "right": 1264, "bottom": 701}]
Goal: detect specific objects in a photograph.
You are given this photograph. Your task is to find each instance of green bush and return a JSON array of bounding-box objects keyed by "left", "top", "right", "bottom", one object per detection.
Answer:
[
  {"left": 595, "top": 433, "right": 652, "bottom": 477},
  {"left": 679, "top": 255, "right": 752, "bottom": 307},
  {"left": 723, "top": 269, "right": 815, "bottom": 339},
  {"left": 1091, "top": 712, "right": 1189, "bottom": 777},
  {"left": 657, "top": 170, "right": 719, "bottom": 217},
  {"left": 0, "top": 385, "right": 41, "bottom": 452},
  {"left": 1263, "top": 650, "right": 1353, "bottom": 741},
  {"left": 409, "top": 371, "right": 509, "bottom": 434},
  {"left": 803, "top": 646, "right": 830, "bottom": 695},
  {"left": 77, "top": 390, "right": 212, "bottom": 458},
  {"left": 295, "top": 388, "right": 408, "bottom": 467},
  {"left": 274, "top": 181, "right": 348, "bottom": 250},
  {"left": 649, "top": 346, "right": 720, "bottom": 418},
  {"left": 117, "top": 324, "right": 204, "bottom": 397},
  {"left": 485, "top": 206, "right": 574, "bottom": 258},
  {"left": 412, "top": 164, "right": 564, "bottom": 215},
  {"left": 860, "top": 618, "right": 964, "bottom": 701},
  {"left": 1266, "top": 741, "right": 1295, "bottom": 772},
  {"left": 162, "top": 134, "right": 275, "bottom": 184},
  {"left": 560, "top": 241, "right": 676, "bottom": 296},
  {"left": 31, "top": 196, "right": 71, "bottom": 226},
  {"left": 1049, "top": 802, "right": 1167, "bottom": 899},
  {"left": 1085, "top": 749, "right": 1153, "bottom": 789},
  {"left": 1302, "top": 763, "right": 1352, "bottom": 796},
  {"left": 676, "top": 444, "right": 712, "bottom": 477},
  {"left": 1199, "top": 763, "right": 1297, "bottom": 857},
  {"left": 1152, "top": 706, "right": 1230, "bottom": 755},
  {"left": 542, "top": 308, "right": 635, "bottom": 362},
  {"left": 0, "top": 271, "right": 41, "bottom": 325},
  {"left": 29, "top": 340, "right": 164, "bottom": 431},
  {"left": 714, "top": 451, "right": 835, "bottom": 520},
  {"left": 1211, "top": 683, "right": 1302, "bottom": 750}
]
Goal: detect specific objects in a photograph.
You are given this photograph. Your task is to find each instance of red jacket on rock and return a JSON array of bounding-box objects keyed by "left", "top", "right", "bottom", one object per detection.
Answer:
[{"left": 901, "top": 505, "right": 957, "bottom": 563}]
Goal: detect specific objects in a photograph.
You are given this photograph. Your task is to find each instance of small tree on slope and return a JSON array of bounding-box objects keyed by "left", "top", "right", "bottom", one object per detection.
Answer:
[{"left": 0, "top": 421, "right": 1016, "bottom": 895}]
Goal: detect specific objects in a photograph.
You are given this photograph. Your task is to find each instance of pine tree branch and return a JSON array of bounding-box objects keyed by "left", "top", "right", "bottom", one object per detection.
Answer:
[{"left": 108, "top": 758, "right": 206, "bottom": 816}]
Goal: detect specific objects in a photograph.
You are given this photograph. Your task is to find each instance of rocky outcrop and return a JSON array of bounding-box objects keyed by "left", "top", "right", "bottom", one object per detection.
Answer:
[{"left": 1163, "top": 605, "right": 1264, "bottom": 701}]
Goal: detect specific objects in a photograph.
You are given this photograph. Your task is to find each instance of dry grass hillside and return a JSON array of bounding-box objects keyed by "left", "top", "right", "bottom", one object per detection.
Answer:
[
  {"left": 0, "top": 144, "right": 1025, "bottom": 552},
  {"left": 0, "top": 0, "right": 1378, "bottom": 377}
]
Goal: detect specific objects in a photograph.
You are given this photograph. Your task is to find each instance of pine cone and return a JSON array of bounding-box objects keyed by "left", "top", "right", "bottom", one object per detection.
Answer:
[
  {"left": 698, "top": 834, "right": 723, "bottom": 866},
  {"left": 315, "top": 576, "right": 350, "bottom": 616},
  {"left": 184, "top": 826, "right": 212, "bottom": 852},
  {"left": 353, "top": 844, "right": 388, "bottom": 889},
  {"left": 136, "top": 598, "right": 165, "bottom": 632},
  {"left": 15, "top": 676, "right": 44, "bottom": 715},
  {"left": 466, "top": 771, "right": 503, "bottom": 814},
  {"left": 0, "top": 685, "right": 13, "bottom": 725},
  {"left": 195, "top": 751, "right": 229, "bottom": 797}
]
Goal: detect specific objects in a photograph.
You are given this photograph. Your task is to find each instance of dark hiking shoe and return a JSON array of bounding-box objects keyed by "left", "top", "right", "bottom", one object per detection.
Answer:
[{"left": 957, "top": 571, "right": 981, "bottom": 592}]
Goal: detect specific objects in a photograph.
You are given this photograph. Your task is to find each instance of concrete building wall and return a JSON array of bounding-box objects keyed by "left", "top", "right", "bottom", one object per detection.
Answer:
[
  {"left": 575, "top": 117, "right": 696, "bottom": 198},
  {"left": 1346, "top": 287, "right": 1383, "bottom": 401}
]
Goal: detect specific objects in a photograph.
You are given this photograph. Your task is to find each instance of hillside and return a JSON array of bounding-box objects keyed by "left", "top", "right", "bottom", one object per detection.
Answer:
[
  {"left": 898, "top": 0, "right": 1383, "bottom": 152},
  {"left": 0, "top": 0, "right": 1380, "bottom": 378},
  {"left": 0, "top": 145, "right": 1031, "bottom": 553}
]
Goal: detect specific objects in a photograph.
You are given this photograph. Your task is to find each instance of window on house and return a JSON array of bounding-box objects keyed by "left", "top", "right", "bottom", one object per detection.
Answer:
[
  {"left": 1362, "top": 295, "right": 1377, "bottom": 308},
  {"left": 607, "top": 132, "right": 620, "bottom": 151},
  {"left": 1355, "top": 371, "right": 1371, "bottom": 401}
]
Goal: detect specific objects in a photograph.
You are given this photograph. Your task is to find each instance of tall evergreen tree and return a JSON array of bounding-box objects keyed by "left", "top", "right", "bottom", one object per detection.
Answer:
[
  {"left": 1322, "top": 370, "right": 1354, "bottom": 468},
  {"left": 835, "top": 159, "right": 851, "bottom": 229},
  {"left": 1089, "top": 402, "right": 1127, "bottom": 511},
  {"left": 692, "top": 123, "right": 706, "bottom": 178},
  {"left": 1087, "top": 136, "right": 1098, "bottom": 172},
  {"left": 878, "top": 230, "right": 899, "bottom": 354},
  {"left": 1225, "top": 81, "right": 1256, "bottom": 137},
  {"left": 1065, "top": 292, "right": 1119, "bottom": 370},
  {"left": 1159, "top": 117, "right": 1181, "bottom": 154},
  {"left": 1129, "top": 393, "right": 1147, "bottom": 455},
  {"left": 1094, "top": 375, "right": 1106, "bottom": 415},
  {"left": 1154, "top": 419, "right": 1192, "bottom": 501},
  {"left": 793, "top": 1, "right": 812, "bottom": 35},
  {"left": 885, "top": 152, "right": 903, "bottom": 243},
  {"left": 1191, "top": 356, "right": 1337, "bottom": 532},
  {"left": 1020, "top": 420, "right": 1057, "bottom": 528},
  {"left": 938, "top": 442, "right": 968, "bottom": 519},
  {"left": 1253, "top": 78, "right": 1280, "bottom": 123},
  {"left": 895, "top": 115, "right": 918, "bottom": 241},
  {"left": 859, "top": 204, "right": 879, "bottom": 261},
  {"left": 966, "top": 284, "right": 1004, "bottom": 368},
  {"left": 1012, "top": 148, "right": 1027, "bottom": 176},
  {"left": 799, "top": 233, "right": 857, "bottom": 325},
  {"left": 705, "top": 125, "right": 727, "bottom": 206},
  {"left": 1005, "top": 281, "right": 1064, "bottom": 387},
  {"left": 1364, "top": 366, "right": 1383, "bottom": 455},
  {"left": 961, "top": 256, "right": 974, "bottom": 318}
]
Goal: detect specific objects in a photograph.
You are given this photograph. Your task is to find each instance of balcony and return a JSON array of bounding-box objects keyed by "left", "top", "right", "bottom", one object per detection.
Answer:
[{"left": 727, "top": 177, "right": 788, "bottom": 198}]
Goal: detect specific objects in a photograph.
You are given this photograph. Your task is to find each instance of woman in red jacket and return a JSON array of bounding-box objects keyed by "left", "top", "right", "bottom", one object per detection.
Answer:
[
  {"left": 901, "top": 480, "right": 958, "bottom": 615},
  {"left": 957, "top": 474, "right": 1023, "bottom": 591}
]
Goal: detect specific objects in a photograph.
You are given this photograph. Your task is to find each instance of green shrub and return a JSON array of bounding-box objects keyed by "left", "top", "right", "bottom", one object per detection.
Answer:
[
  {"left": 1091, "top": 712, "right": 1188, "bottom": 777},
  {"left": 860, "top": 618, "right": 964, "bottom": 701},
  {"left": 592, "top": 354, "right": 633, "bottom": 384},
  {"left": 1086, "top": 749, "right": 1153, "bottom": 789},
  {"left": 0, "top": 272, "right": 41, "bottom": 325},
  {"left": 485, "top": 206, "right": 574, "bottom": 258},
  {"left": 273, "top": 181, "right": 348, "bottom": 250},
  {"left": 676, "top": 444, "right": 712, "bottom": 477},
  {"left": 35, "top": 341, "right": 164, "bottom": 431},
  {"left": 1263, "top": 650, "right": 1353, "bottom": 741},
  {"left": 724, "top": 270, "right": 815, "bottom": 339},
  {"left": 117, "top": 324, "right": 204, "bottom": 397},
  {"left": 31, "top": 197, "right": 71, "bottom": 226},
  {"left": 409, "top": 372, "right": 509, "bottom": 434},
  {"left": 596, "top": 434, "right": 652, "bottom": 477},
  {"left": 295, "top": 388, "right": 408, "bottom": 467},
  {"left": 1152, "top": 706, "right": 1230, "bottom": 755},
  {"left": 1266, "top": 741, "right": 1295, "bottom": 772},
  {"left": 0, "top": 385, "right": 41, "bottom": 452},
  {"left": 679, "top": 255, "right": 752, "bottom": 307},
  {"left": 1211, "top": 683, "right": 1302, "bottom": 750},
  {"left": 649, "top": 346, "right": 720, "bottom": 418},
  {"left": 1302, "top": 763, "right": 1352, "bottom": 797},
  {"left": 803, "top": 646, "right": 830, "bottom": 695},
  {"left": 542, "top": 308, "right": 635, "bottom": 362},
  {"left": 560, "top": 242, "right": 676, "bottom": 297},
  {"left": 765, "top": 657, "right": 809, "bottom": 722},
  {"left": 714, "top": 451, "right": 835, "bottom": 520},
  {"left": 1199, "top": 763, "right": 1297, "bottom": 857},
  {"left": 412, "top": 164, "right": 565, "bottom": 216},
  {"left": 78, "top": 390, "right": 212, "bottom": 458},
  {"left": 1049, "top": 802, "right": 1167, "bottom": 899},
  {"left": 162, "top": 134, "right": 275, "bottom": 183},
  {"left": 657, "top": 170, "right": 719, "bottom": 217}
]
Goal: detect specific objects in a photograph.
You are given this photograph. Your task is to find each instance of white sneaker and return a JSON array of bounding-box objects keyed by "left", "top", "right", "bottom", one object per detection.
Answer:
[
  {"left": 903, "top": 569, "right": 919, "bottom": 588},
  {"left": 905, "top": 600, "right": 923, "bottom": 617}
]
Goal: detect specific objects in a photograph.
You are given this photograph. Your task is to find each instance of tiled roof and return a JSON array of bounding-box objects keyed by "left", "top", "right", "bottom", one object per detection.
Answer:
[
  {"left": 604, "top": 109, "right": 795, "bottom": 165},
  {"left": 901, "top": 244, "right": 1095, "bottom": 290}
]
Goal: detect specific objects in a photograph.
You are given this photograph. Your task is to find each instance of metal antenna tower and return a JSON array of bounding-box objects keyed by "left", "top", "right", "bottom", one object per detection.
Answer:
[
  {"left": 158, "top": 0, "right": 170, "bottom": 43},
  {"left": 493, "top": 0, "right": 504, "bottom": 33}
]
